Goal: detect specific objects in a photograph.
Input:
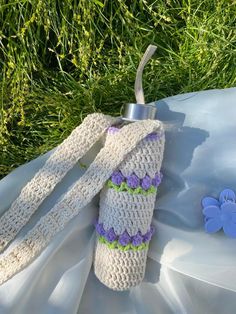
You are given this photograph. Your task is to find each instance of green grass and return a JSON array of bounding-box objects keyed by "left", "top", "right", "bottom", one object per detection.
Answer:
[{"left": 0, "top": 0, "right": 236, "bottom": 178}]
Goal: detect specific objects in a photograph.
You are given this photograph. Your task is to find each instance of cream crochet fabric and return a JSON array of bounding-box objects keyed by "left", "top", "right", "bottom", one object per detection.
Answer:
[
  {"left": 0, "top": 113, "right": 164, "bottom": 286},
  {"left": 94, "top": 124, "right": 165, "bottom": 290},
  {"left": 0, "top": 113, "right": 117, "bottom": 253}
]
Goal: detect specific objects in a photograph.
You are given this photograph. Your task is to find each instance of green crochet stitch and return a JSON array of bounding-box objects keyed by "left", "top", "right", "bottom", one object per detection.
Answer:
[
  {"left": 98, "top": 236, "right": 149, "bottom": 251},
  {"left": 106, "top": 180, "right": 157, "bottom": 195}
]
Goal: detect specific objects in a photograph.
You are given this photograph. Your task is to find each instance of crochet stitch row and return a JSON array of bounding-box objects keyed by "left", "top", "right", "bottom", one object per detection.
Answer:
[
  {"left": 106, "top": 181, "right": 157, "bottom": 195},
  {"left": 95, "top": 221, "right": 155, "bottom": 246},
  {"left": 98, "top": 236, "right": 149, "bottom": 251},
  {"left": 109, "top": 170, "right": 163, "bottom": 190}
]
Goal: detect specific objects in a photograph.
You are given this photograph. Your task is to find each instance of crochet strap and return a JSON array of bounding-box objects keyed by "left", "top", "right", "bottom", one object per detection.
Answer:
[
  {"left": 0, "top": 118, "right": 162, "bottom": 285},
  {"left": 0, "top": 113, "right": 118, "bottom": 253}
]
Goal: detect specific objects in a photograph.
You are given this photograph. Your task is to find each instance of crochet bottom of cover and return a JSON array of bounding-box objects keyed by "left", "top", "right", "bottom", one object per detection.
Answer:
[{"left": 94, "top": 240, "right": 148, "bottom": 290}]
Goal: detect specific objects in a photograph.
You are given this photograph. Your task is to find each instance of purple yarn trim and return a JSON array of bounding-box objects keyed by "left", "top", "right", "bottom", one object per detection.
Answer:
[
  {"left": 118, "top": 231, "right": 131, "bottom": 246},
  {"left": 152, "top": 172, "right": 163, "bottom": 187},
  {"left": 141, "top": 175, "right": 152, "bottom": 190},
  {"left": 107, "top": 126, "right": 120, "bottom": 134},
  {"left": 95, "top": 222, "right": 106, "bottom": 237},
  {"left": 94, "top": 221, "right": 155, "bottom": 246},
  {"left": 142, "top": 226, "right": 155, "bottom": 243},
  {"left": 106, "top": 227, "right": 117, "bottom": 242},
  {"left": 127, "top": 174, "right": 140, "bottom": 188},
  {"left": 132, "top": 231, "right": 143, "bottom": 246},
  {"left": 109, "top": 171, "right": 163, "bottom": 189},
  {"left": 111, "top": 170, "right": 125, "bottom": 185},
  {"left": 146, "top": 131, "right": 164, "bottom": 141}
]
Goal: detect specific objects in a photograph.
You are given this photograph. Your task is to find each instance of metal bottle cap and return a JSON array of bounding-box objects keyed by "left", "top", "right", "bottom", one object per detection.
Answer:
[{"left": 122, "top": 102, "right": 157, "bottom": 122}]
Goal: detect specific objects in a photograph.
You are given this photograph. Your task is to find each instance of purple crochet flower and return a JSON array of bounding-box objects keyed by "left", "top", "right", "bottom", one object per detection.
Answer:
[
  {"left": 95, "top": 222, "right": 106, "bottom": 236},
  {"left": 152, "top": 172, "right": 162, "bottom": 187},
  {"left": 119, "top": 231, "right": 131, "bottom": 246},
  {"left": 202, "top": 189, "right": 236, "bottom": 238},
  {"left": 132, "top": 231, "right": 143, "bottom": 246},
  {"left": 105, "top": 227, "right": 117, "bottom": 242},
  {"left": 111, "top": 170, "right": 124, "bottom": 185},
  {"left": 127, "top": 174, "right": 140, "bottom": 189},
  {"left": 143, "top": 226, "right": 155, "bottom": 242},
  {"left": 141, "top": 175, "right": 152, "bottom": 190},
  {"left": 143, "top": 230, "right": 152, "bottom": 243}
]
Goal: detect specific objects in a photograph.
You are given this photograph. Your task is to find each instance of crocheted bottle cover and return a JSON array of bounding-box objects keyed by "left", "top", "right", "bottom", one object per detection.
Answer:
[
  {"left": 93, "top": 124, "right": 165, "bottom": 290},
  {"left": 0, "top": 114, "right": 162, "bottom": 285}
]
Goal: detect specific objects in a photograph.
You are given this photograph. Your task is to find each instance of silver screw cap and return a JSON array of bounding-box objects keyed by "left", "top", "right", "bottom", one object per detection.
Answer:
[{"left": 122, "top": 102, "right": 157, "bottom": 122}]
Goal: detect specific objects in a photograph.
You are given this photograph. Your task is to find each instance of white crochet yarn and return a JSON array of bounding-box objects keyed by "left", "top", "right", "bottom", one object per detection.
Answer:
[
  {"left": 94, "top": 240, "right": 148, "bottom": 291},
  {"left": 118, "top": 133, "right": 165, "bottom": 178},
  {"left": 0, "top": 113, "right": 117, "bottom": 253},
  {"left": 99, "top": 188, "right": 156, "bottom": 235},
  {"left": 0, "top": 114, "right": 162, "bottom": 286}
]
